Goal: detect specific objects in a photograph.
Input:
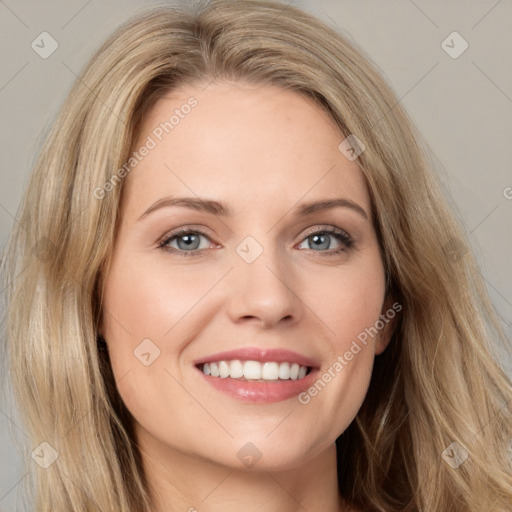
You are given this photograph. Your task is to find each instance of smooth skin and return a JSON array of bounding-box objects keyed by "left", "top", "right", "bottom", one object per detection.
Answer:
[{"left": 100, "top": 80, "right": 394, "bottom": 512}]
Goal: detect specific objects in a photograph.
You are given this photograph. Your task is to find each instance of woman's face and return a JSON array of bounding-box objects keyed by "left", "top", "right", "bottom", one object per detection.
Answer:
[{"left": 100, "top": 81, "right": 393, "bottom": 471}]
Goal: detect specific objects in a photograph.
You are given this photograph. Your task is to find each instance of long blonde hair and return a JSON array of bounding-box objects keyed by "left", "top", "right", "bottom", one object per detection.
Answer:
[{"left": 2, "top": 1, "right": 511, "bottom": 510}]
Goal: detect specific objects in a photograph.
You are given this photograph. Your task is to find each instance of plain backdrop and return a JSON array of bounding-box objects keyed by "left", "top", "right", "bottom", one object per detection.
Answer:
[{"left": 1, "top": 1, "right": 511, "bottom": 510}]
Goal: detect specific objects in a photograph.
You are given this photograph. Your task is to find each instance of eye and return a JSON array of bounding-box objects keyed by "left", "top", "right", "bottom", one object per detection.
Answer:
[
  {"left": 158, "top": 228, "right": 215, "bottom": 257},
  {"left": 158, "top": 225, "right": 354, "bottom": 257},
  {"left": 296, "top": 226, "right": 354, "bottom": 255}
]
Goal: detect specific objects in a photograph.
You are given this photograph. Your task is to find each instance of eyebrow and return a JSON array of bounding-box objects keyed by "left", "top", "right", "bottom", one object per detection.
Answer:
[{"left": 137, "top": 196, "right": 368, "bottom": 221}]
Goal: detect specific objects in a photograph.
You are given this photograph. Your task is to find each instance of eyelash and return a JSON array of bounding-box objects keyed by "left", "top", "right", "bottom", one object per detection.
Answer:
[{"left": 157, "top": 226, "right": 354, "bottom": 258}]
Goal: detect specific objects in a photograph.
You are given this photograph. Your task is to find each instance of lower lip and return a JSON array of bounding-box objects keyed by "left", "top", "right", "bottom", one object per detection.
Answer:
[{"left": 196, "top": 366, "right": 320, "bottom": 403}]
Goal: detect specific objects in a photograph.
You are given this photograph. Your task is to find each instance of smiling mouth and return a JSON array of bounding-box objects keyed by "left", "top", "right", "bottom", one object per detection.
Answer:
[{"left": 196, "top": 360, "right": 313, "bottom": 382}]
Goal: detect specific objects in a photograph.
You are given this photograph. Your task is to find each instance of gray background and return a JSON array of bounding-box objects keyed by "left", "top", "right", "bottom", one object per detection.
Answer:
[{"left": 1, "top": 1, "right": 511, "bottom": 509}]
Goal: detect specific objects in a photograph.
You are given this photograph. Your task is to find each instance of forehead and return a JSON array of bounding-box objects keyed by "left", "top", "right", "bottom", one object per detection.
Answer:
[{"left": 121, "top": 81, "right": 371, "bottom": 219}]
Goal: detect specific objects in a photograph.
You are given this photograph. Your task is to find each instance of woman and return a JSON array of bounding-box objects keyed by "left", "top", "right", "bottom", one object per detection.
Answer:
[{"left": 2, "top": 0, "right": 511, "bottom": 511}]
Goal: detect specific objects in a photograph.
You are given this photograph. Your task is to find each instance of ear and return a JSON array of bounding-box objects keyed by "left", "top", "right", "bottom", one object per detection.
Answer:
[{"left": 374, "top": 296, "right": 400, "bottom": 355}]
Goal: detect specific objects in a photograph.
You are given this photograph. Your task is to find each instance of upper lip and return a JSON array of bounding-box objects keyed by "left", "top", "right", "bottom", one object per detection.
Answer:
[{"left": 193, "top": 347, "right": 321, "bottom": 369}]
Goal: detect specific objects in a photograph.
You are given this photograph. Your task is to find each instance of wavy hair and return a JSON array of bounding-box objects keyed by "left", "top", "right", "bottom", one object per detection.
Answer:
[{"left": 2, "top": 0, "right": 512, "bottom": 510}]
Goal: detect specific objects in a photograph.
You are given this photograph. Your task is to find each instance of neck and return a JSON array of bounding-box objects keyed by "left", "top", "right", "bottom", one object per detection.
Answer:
[{"left": 136, "top": 426, "right": 351, "bottom": 512}]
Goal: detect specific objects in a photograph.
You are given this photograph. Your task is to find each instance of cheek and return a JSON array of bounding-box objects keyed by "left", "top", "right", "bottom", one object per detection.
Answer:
[
  {"left": 295, "top": 251, "right": 386, "bottom": 427},
  {"left": 100, "top": 251, "right": 226, "bottom": 417},
  {"left": 102, "top": 252, "right": 219, "bottom": 343},
  {"left": 306, "top": 251, "right": 386, "bottom": 351}
]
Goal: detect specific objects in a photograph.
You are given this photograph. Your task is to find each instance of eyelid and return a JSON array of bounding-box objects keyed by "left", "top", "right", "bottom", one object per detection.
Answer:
[
  {"left": 300, "top": 224, "right": 351, "bottom": 240},
  {"left": 158, "top": 225, "right": 214, "bottom": 244}
]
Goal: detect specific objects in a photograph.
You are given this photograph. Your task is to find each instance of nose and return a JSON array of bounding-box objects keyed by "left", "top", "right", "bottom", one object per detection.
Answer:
[{"left": 226, "top": 244, "right": 304, "bottom": 329}]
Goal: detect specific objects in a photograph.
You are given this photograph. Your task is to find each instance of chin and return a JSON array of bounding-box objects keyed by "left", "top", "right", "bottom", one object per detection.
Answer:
[{"left": 198, "top": 437, "right": 320, "bottom": 472}]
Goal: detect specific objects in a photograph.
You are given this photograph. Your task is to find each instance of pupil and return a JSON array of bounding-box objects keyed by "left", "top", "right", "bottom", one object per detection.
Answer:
[
  {"left": 311, "top": 234, "right": 329, "bottom": 250},
  {"left": 179, "top": 234, "right": 199, "bottom": 249}
]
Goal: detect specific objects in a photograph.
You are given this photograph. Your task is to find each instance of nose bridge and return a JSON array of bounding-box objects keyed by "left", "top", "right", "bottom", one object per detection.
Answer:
[{"left": 226, "top": 233, "right": 301, "bottom": 327}]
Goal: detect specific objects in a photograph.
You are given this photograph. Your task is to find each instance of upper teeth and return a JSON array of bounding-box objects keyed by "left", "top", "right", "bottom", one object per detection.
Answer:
[{"left": 201, "top": 360, "right": 309, "bottom": 381}]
